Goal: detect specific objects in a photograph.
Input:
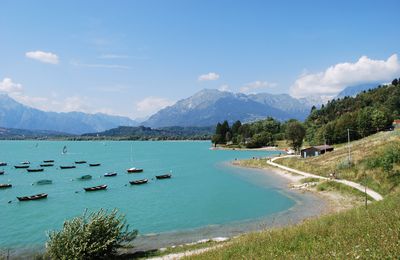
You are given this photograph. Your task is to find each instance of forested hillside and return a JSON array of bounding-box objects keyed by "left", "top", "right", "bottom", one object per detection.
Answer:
[{"left": 305, "top": 79, "right": 400, "bottom": 145}]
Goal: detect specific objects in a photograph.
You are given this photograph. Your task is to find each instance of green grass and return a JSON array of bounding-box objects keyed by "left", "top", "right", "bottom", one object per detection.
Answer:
[
  {"left": 187, "top": 192, "right": 400, "bottom": 259},
  {"left": 316, "top": 181, "right": 373, "bottom": 201},
  {"left": 300, "top": 177, "right": 321, "bottom": 184}
]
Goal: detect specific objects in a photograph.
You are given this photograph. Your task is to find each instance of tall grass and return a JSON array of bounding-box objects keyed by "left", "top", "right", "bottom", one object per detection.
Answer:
[{"left": 187, "top": 193, "right": 400, "bottom": 259}]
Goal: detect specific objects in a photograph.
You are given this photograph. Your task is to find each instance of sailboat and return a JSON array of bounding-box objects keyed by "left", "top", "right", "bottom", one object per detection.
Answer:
[
  {"left": 127, "top": 142, "right": 144, "bottom": 173},
  {"left": 62, "top": 145, "right": 67, "bottom": 155}
]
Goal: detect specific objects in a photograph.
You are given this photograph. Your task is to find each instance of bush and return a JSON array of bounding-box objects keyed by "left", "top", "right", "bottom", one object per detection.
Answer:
[{"left": 46, "top": 209, "right": 137, "bottom": 260}]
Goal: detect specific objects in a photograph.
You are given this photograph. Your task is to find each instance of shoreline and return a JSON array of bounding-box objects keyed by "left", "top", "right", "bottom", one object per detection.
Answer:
[
  {"left": 232, "top": 158, "right": 365, "bottom": 213},
  {"left": 210, "top": 146, "right": 281, "bottom": 151}
]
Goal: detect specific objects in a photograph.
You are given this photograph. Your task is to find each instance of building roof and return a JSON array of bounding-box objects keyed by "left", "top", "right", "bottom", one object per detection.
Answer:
[{"left": 313, "top": 145, "right": 334, "bottom": 151}]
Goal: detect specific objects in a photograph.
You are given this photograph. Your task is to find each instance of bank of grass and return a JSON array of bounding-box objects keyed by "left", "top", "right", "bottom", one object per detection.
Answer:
[
  {"left": 316, "top": 181, "right": 373, "bottom": 201},
  {"left": 187, "top": 192, "right": 400, "bottom": 259},
  {"left": 275, "top": 130, "right": 400, "bottom": 195}
]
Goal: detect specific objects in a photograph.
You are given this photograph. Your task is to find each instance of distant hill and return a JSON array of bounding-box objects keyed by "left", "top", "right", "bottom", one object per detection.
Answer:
[
  {"left": 336, "top": 83, "right": 380, "bottom": 98},
  {"left": 83, "top": 125, "right": 214, "bottom": 140},
  {"left": 0, "top": 94, "right": 138, "bottom": 134},
  {"left": 0, "top": 127, "right": 71, "bottom": 139},
  {"left": 143, "top": 89, "right": 313, "bottom": 127}
]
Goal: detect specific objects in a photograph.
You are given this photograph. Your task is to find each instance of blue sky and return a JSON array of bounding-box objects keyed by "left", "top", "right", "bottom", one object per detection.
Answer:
[{"left": 1, "top": 0, "right": 399, "bottom": 119}]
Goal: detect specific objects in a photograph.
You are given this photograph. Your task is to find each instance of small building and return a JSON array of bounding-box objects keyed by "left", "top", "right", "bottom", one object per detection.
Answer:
[
  {"left": 301, "top": 145, "right": 334, "bottom": 158},
  {"left": 393, "top": 119, "right": 400, "bottom": 129}
]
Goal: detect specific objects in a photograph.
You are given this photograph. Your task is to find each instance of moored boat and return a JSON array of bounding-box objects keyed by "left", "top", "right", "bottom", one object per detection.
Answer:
[
  {"left": 35, "top": 179, "right": 52, "bottom": 185},
  {"left": 27, "top": 168, "right": 44, "bottom": 172},
  {"left": 89, "top": 163, "right": 101, "bottom": 167},
  {"left": 0, "top": 162, "right": 7, "bottom": 166},
  {"left": 0, "top": 170, "right": 4, "bottom": 175},
  {"left": 127, "top": 167, "right": 143, "bottom": 173},
  {"left": 40, "top": 163, "right": 54, "bottom": 167},
  {"left": 0, "top": 183, "right": 12, "bottom": 189},
  {"left": 84, "top": 184, "right": 107, "bottom": 192},
  {"left": 104, "top": 172, "right": 117, "bottom": 177},
  {"left": 17, "top": 193, "right": 48, "bottom": 201},
  {"left": 43, "top": 160, "right": 54, "bottom": 163},
  {"left": 60, "top": 165, "right": 76, "bottom": 169},
  {"left": 155, "top": 174, "right": 172, "bottom": 179},
  {"left": 129, "top": 179, "right": 148, "bottom": 185},
  {"left": 20, "top": 161, "right": 30, "bottom": 165},
  {"left": 77, "top": 174, "right": 92, "bottom": 180},
  {"left": 14, "top": 165, "right": 30, "bottom": 169},
  {"left": 75, "top": 160, "right": 87, "bottom": 164}
]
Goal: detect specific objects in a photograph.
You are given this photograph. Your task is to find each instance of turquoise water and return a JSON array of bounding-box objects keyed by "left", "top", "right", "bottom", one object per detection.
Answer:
[{"left": 0, "top": 141, "right": 314, "bottom": 252}]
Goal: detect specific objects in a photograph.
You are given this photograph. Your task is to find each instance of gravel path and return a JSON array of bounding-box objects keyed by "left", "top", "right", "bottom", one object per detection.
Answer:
[{"left": 268, "top": 155, "right": 383, "bottom": 201}]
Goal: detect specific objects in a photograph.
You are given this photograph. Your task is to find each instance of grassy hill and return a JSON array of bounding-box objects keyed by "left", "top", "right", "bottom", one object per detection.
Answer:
[{"left": 275, "top": 130, "right": 400, "bottom": 195}]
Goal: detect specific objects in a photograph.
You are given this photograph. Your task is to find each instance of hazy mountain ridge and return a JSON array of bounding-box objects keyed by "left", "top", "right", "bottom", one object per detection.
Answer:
[
  {"left": 0, "top": 94, "right": 138, "bottom": 134},
  {"left": 143, "top": 89, "right": 314, "bottom": 127}
]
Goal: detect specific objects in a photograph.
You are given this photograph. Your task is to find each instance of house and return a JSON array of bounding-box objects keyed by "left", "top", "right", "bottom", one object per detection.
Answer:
[
  {"left": 301, "top": 145, "right": 334, "bottom": 158},
  {"left": 393, "top": 119, "right": 400, "bottom": 129}
]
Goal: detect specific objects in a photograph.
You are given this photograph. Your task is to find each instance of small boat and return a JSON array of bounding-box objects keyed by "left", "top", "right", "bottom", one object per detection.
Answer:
[
  {"left": 20, "top": 161, "right": 30, "bottom": 165},
  {"left": 43, "top": 160, "right": 54, "bottom": 163},
  {"left": 60, "top": 165, "right": 76, "bottom": 169},
  {"left": 155, "top": 174, "right": 172, "bottom": 179},
  {"left": 0, "top": 183, "right": 12, "bottom": 189},
  {"left": 84, "top": 184, "right": 107, "bottom": 192},
  {"left": 129, "top": 179, "right": 148, "bottom": 185},
  {"left": 14, "top": 165, "right": 30, "bottom": 169},
  {"left": 104, "top": 172, "right": 117, "bottom": 177},
  {"left": 89, "top": 163, "right": 101, "bottom": 167},
  {"left": 27, "top": 168, "right": 44, "bottom": 172},
  {"left": 127, "top": 167, "right": 143, "bottom": 173},
  {"left": 0, "top": 170, "right": 4, "bottom": 175},
  {"left": 77, "top": 174, "right": 92, "bottom": 180},
  {"left": 35, "top": 179, "right": 52, "bottom": 185},
  {"left": 40, "top": 163, "right": 54, "bottom": 167},
  {"left": 75, "top": 160, "right": 87, "bottom": 164},
  {"left": 0, "top": 162, "right": 7, "bottom": 166},
  {"left": 17, "top": 193, "right": 48, "bottom": 201}
]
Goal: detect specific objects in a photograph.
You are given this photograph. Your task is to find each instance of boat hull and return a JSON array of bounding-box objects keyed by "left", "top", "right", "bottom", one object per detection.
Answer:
[
  {"left": 17, "top": 193, "right": 48, "bottom": 201},
  {"left": 129, "top": 179, "right": 148, "bottom": 185},
  {"left": 84, "top": 185, "right": 107, "bottom": 191}
]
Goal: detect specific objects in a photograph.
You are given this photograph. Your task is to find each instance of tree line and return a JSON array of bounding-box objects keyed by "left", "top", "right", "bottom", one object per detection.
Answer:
[{"left": 212, "top": 117, "right": 306, "bottom": 151}]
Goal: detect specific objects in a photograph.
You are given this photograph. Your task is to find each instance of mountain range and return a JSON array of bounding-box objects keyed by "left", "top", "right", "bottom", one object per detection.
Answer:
[
  {"left": 0, "top": 83, "right": 380, "bottom": 135},
  {"left": 142, "top": 89, "right": 318, "bottom": 127},
  {"left": 0, "top": 94, "right": 137, "bottom": 134}
]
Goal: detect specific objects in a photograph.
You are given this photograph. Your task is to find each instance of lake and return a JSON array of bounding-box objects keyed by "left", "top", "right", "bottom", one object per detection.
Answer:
[{"left": 0, "top": 141, "right": 326, "bottom": 254}]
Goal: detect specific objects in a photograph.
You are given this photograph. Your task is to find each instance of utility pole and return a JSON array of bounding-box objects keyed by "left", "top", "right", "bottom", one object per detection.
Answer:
[{"left": 347, "top": 128, "right": 351, "bottom": 164}]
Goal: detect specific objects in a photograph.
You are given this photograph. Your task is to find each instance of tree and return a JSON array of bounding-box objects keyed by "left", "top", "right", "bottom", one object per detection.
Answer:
[
  {"left": 392, "top": 78, "right": 399, "bottom": 86},
  {"left": 285, "top": 121, "right": 306, "bottom": 152},
  {"left": 46, "top": 209, "right": 137, "bottom": 260},
  {"left": 231, "top": 120, "right": 242, "bottom": 136}
]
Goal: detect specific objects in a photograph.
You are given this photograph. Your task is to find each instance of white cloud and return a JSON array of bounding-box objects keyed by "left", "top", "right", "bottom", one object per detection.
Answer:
[
  {"left": 290, "top": 54, "right": 400, "bottom": 98},
  {"left": 240, "top": 80, "right": 277, "bottom": 94},
  {"left": 25, "top": 51, "right": 59, "bottom": 64},
  {"left": 0, "top": 78, "right": 23, "bottom": 94},
  {"left": 218, "top": 84, "right": 230, "bottom": 92},
  {"left": 136, "top": 96, "right": 175, "bottom": 117},
  {"left": 198, "top": 72, "right": 220, "bottom": 81}
]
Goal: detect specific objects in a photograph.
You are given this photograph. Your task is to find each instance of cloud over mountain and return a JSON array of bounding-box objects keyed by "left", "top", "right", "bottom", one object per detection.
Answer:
[{"left": 290, "top": 54, "right": 400, "bottom": 98}]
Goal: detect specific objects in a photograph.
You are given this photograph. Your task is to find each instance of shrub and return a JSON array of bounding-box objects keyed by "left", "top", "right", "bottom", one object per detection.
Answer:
[{"left": 46, "top": 209, "right": 137, "bottom": 260}]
